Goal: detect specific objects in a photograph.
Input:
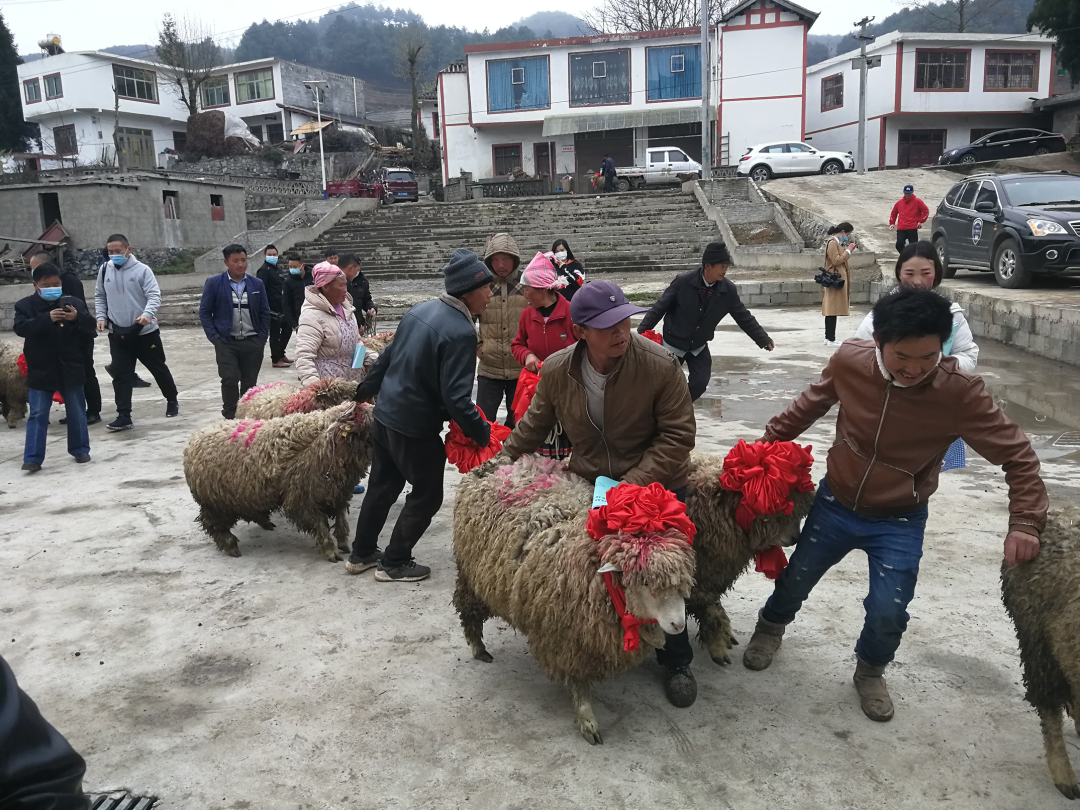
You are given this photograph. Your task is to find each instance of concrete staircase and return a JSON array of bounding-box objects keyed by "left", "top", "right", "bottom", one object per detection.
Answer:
[{"left": 289, "top": 190, "right": 721, "bottom": 278}]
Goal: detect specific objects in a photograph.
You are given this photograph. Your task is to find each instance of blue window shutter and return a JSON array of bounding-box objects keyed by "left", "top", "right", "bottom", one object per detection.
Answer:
[
  {"left": 487, "top": 57, "right": 548, "bottom": 111},
  {"left": 647, "top": 45, "right": 702, "bottom": 101},
  {"left": 487, "top": 60, "right": 514, "bottom": 111}
]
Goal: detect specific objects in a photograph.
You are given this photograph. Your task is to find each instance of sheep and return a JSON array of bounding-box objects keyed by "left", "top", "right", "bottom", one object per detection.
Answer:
[
  {"left": 1000, "top": 506, "right": 1080, "bottom": 800},
  {"left": 685, "top": 452, "right": 815, "bottom": 667},
  {"left": 363, "top": 331, "right": 394, "bottom": 355},
  {"left": 183, "top": 402, "right": 374, "bottom": 561},
  {"left": 0, "top": 342, "right": 29, "bottom": 429},
  {"left": 235, "top": 377, "right": 360, "bottom": 420},
  {"left": 452, "top": 455, "right": 695, "bottom": 745}
]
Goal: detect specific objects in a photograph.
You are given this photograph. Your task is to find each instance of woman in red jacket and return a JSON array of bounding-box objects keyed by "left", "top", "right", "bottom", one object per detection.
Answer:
[{"left": 511, "top": 252, "right": 577, "bottom": 458}]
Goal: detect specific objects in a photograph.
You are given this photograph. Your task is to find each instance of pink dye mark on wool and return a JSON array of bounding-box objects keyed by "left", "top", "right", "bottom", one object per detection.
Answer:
[
  {"left": 496, "top": 472, "right": 562, "bottom": 507},
  {"left": 283, "top": 389, "right": 316, "bottom": 415},
  {"left": 228, "top": 419, "right": 265, "bottom": 447},
  {"left": 241, "top": 382, "right": 286, "bottom": 403},
  {"left": 603, "top": 531, "right": 681, "bottom": 574}
]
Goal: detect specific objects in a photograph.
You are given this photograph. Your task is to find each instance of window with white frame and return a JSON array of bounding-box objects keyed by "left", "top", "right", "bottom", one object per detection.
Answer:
[
  {"left": 593, "top": 61, "right": 607, "bottom": 78},
  {"left": 201, "top": 76, "right": 230, "bottom": 107},
  {"left": 671, "top": 54, "right": 685, "bottom": 73},
  {"left": 23, "top": 78, "right": 41, "bottom": 103},
  {"left": 821, "top": 74, "right": 843, "bottom": 111},
  {"left": 984, "top": 51, "right": 1038, "bottom": 91},
  {"left": 53, "top": 125, "right": 77, "bottom": 156},
  {"left": 511, "top": 67, "right": 525, "bottom": 85},
  {"left": 235, "top": 68, "right": 274, "bottom": 103},
  {"left": 113, "top": 65, "right": 158, "bottom": 101},
  {"left": 43, "top": 74, "right": 63, "bottom": 100}
]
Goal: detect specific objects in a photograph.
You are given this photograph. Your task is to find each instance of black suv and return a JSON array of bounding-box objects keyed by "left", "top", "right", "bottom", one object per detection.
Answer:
[{"left": 931, "top": 172, "right": 1080, "bottom": 288}]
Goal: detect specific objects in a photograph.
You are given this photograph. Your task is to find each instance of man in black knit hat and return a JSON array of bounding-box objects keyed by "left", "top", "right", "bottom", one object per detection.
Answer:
[
  {"left": 638, "top": 241, "right": 774, "bottom": 401},
  {"left": 346, "top": 249, "right": 494, "bottom": 582}
]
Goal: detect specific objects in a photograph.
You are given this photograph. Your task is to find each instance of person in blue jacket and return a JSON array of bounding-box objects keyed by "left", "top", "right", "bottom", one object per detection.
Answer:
[{"left": 198, "top": 244, "right": 270, "bottom": 419}]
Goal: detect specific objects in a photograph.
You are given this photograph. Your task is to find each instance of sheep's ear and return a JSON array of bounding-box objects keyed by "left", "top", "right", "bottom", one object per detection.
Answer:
[{"left": 597, "top": 562, "right": 622, "bottom": 574}]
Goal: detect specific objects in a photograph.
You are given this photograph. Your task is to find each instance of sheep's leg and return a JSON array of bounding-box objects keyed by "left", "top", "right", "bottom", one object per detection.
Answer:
[
  {"left": 1039, "top": 707, "right": 1080, "bottom": 799},
  {"left": 568, "top": 680, "right": 602, "bottom": 745},
  {"left": 453, "top": 575, "right": 492, "bottom": 662},
  {"left": 198, "top": 508, "right": 241, "bottom": 558},
  {"left": 333, "top": 509, "right": 351, "bottom": 553},
  {"left": 693, "top": 600, "right": 736, "bottom": 666},
  {"left": 313, "top": 514, "right": 342, "bottom": 562},
  {"left": 255, "top": 511, "right": 276, "bottom": 531}
]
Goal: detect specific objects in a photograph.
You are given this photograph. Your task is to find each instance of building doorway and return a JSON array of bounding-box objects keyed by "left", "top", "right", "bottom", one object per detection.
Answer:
[
  {"left": 573, "top": 129, "right": 633, "bottom": 176},
  {"left": 897, "top": 129, "right": 946, "bottom": 169},
  {"left": 38, "top": 192, "right": 62, "bottom": 231},
  {"left": 533, "top": 141, "right": 556, "bottom": 178},
  {"left": 116, "top": 127, "right": 155, "bottom": 169}
]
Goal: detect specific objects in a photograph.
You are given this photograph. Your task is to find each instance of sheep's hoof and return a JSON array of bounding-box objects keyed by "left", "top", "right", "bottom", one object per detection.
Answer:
[
  {"left": 476, "top": 651, "right": 494, "bottom": 663},
  {"left": 581, "top": 728, "right": 603, "bottom": 745},
  {"left": 1055, "top": 782, "right": 1080, "bottom": 800},
  {"left": 728, "top": 634, "right": 739, "bottom": 646},
  {"left": 6, "top": 424, "right": 16, "bottom": 430},
  {"left": 325, "top": 551, "right": 342, "bottom": 562},
  {"left": 258, "top": 520, "right": 276, "bottom": 531},
  {"left": 226, "top": 547, "right": 241, "bottom": 558},
  {"left": 711, "top": 652, "right": 731, "bottom": 667}
]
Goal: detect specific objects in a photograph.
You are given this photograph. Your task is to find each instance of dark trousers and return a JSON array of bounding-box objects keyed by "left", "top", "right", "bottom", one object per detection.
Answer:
[
  {"left": 80, "top": 334, "right": 101, "bottom": 416},
  {"left": 656, "top": 485, "right": 693, "bottom": 669},
  {"left": 603, "top": 174, "right": 616, "bottom": 193},
  {"left": 108, "top": 329, "right": 178, "bottom": 416},
  {"left": 215, "top": 337, "right": 265, "bottom": 419},
  {"left": 476, "top": 376, "right": 517, "bottom": 428},
  {"left": 895, "top": 228, "right": 918, "bottom": 253},
  {"left": 351, "top": 420, "right": 446, "bottom": 568},
  {"left": 762, "top": 481, "right": 926, "bottom": 667},
  {"left": 269, "top": 314, "right": 290, "bottom": 363},
  {"left": 824, "top": 315, "right": 838, "bottom": 342},
  {"left": 677, "top": 346, "right": 712, "bottom": 402}
]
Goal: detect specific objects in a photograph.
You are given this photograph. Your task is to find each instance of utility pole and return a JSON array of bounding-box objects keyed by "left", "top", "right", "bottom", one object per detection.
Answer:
[
  {"left": 700, "top": 0, "right": 711, "bottom": 178},
  {"left": 304, "top": 79, "right": 329, "bottom": 199},
  {"left": 853, "top": 16, "right": 874, "bottom": 175}
]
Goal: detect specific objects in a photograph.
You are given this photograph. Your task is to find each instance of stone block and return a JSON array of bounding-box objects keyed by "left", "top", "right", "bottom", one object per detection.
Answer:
[
  {"left": 747, "top": 294, "right": 770, "bottom": 306},
  {"left": 761, "top": 282, "right": 783, "bottom": 295}
]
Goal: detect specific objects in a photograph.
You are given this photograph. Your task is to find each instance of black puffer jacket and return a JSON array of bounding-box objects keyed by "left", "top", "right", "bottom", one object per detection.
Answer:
[
  {"left": 637, "top": 269, "right": 770, "bottom": 353},
  {"left": 282, "top": 269, "right": 313, "bottom": 330},
  {"left": 355, "top": 294, "right": 490, "bottom": 447},
  {"left": 13, "top": 293, "right": 96, "bottom": 391},
  {"left": 0, "top": 655, "right": 88, "bottom": 810},
  {"left": 346, "top": 271, "right": 375, "bottom": 314},
  {"left": 256, "top": 261, "right": 285, "bottom": 315}
]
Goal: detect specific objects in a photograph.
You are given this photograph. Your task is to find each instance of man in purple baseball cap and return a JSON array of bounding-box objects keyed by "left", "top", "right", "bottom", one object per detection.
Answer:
[{"left": 503, "top": 280, "right": 700, "bottom": 708}]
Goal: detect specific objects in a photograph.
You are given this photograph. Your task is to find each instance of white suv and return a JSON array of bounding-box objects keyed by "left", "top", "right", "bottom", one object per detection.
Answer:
[{"left": 736, "top": 142, "right": 854, "bottom": 182}]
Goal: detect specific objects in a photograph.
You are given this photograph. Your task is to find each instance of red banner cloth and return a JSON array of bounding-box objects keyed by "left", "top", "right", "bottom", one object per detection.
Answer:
[
  {"left": 754, "top": 545, "right": 789, "bottom": 580},
  {"left": 510, "top": 364, "right": 542, "bottom": 423},
  {"left": 603, "top": 572, "right": 657, "bottom": 652},
  {"left": 640, "top": 330, "right": 663, "bottom": 345},
  {"left": 586, "top": 482, "right": 696, "bottom": 544},
  {"left": 445, "top": 415, "right": 512, "bottom": 473}
]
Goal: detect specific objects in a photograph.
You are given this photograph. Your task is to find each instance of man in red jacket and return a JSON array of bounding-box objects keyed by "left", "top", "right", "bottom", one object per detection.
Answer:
[{"left": 889, "top": 184, "right": 930, "bottom": 253}]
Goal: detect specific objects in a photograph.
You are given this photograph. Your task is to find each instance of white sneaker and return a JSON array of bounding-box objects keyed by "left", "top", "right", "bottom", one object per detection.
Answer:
[{"left": 824, "top": 339, "right": 842, "bottom": 348}]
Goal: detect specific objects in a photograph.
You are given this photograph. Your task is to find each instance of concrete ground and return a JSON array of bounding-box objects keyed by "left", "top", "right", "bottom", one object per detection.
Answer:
[{"left": 3, "top": 308, "right": 1080, "bottom": 810}]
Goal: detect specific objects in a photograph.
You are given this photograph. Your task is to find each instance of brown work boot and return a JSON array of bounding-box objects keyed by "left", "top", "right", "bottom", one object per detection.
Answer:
[
  {"left": 742, "top": 609, "right": 787, "bottom": 671},
  {"left": 853, "top": 657, "right": 894, "bottom": 722}
]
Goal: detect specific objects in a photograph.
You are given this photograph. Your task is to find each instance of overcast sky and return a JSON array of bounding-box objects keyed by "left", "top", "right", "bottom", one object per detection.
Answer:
[{"left": 2, "top": 0, "right": 904, "bottom": 54}]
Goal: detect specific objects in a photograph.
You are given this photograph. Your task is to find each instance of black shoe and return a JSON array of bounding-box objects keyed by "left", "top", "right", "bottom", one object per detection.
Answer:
[
  {"left": 106, "top": 415, "right": 133, "bottom": 431},
  {"left": 132, "top": 375, "right": 152, "bottom": 388},
  {"left": 222, "top": 409, "right": 236, "bottom": 420},
  {"left": 374, "top": 559, "right": 431, "bottom": 582},
  {"left": 86, "top": 413, "right": 101, "bottom": 426},
  {"left": 664, "top": 666, "right": 698, "bottom": 708},
  {"left": 344, "top": 549, "right": 383, "bottom": 575},
  {"left": 166, "top": 401, "right": 179, "bottom": 417},
  {"left": 74, "top": 454, "right": 91, "bottom": 464},
  {"left": 21, "top": 462, "right": 41, "bottom": 472}
]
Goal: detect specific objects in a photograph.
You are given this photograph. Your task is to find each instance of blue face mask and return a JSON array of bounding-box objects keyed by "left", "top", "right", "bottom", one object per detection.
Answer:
[
  {"left": 39, "top": 287, "right": 63, "bottom": 301},
  {"left": 265, "top": 256, "right": 278, "bottom": 265},
  {"left": 837, "top": 236, "right": 848, "bottom": 244},
  {"left": 289, "top": 266, "right": 303, "bottom": 276},
  {"left": 110, "top": 254, "right": 127, "bottom": 266}
]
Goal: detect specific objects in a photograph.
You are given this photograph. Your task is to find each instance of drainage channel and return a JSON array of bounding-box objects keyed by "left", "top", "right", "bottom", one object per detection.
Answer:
[{"left": 89, "top": 795, "right": 157, "bottom": 810}]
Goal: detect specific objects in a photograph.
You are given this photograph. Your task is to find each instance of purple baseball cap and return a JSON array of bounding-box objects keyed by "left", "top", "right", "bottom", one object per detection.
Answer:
[{"left": 569, "top": 280, "right": 646, "bottom": 329}]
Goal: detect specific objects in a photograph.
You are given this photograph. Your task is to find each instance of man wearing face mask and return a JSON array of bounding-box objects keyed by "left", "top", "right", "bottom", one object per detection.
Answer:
[
  {"left": 282, "top": 253, "right": 313, "bottom": 342},
  {"left": 256, "top": 245, "right": 291, "bottom": 368},
  {"left": 94, "top": 235, "right": 179, "bottom": 431},
  {"left": 742, "top": 288, "right": 1046, "bottom": 724}
]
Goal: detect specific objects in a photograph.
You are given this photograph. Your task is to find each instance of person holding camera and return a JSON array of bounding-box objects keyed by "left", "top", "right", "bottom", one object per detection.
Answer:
[
  {"left": 822, "top": 222, "right": 855, "bottom": 348},
  {"left": 13, "top": 263, "right": 97, "bottom": 472}
]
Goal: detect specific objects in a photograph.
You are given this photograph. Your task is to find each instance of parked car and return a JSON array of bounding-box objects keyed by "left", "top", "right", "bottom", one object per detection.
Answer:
[
  {"left": 380, "top": 167, "right": 419, "bottom": 202},
  {"left": 930, "top": 171, "right": 1080, "bottom": 288},
  {"left": 736, "top": 142, "right": 854, "bottom": 182},
  {"left": 612, "top": 145, "right": 702, "bottom": 190},
  {"left": 936, "top": 129, "right": 1066, "bottom": 166}
]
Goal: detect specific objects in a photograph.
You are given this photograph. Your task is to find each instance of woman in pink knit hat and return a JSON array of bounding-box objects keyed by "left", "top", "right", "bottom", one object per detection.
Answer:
[
  {"left": 293, "top": 261, "right": 371, "bottom": 387},
  {"left": 510, "top": 251, "right": 577, "bottom": 459}
]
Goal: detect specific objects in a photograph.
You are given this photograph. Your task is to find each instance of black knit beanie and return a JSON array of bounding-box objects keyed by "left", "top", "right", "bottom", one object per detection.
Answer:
[
  {"left": 702, "top": 241, "right": 732, "bottom": 266},
  {"left": 444, "top": 248, "right": 494, "bottom": 296}
]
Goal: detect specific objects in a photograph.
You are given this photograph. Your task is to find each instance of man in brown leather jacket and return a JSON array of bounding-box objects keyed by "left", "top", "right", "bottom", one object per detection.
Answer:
[
  {"left": 502, "top": 281, "right": 699, "bottom": 707},
  {"left": 742, "top": 287, "right": 1047, "bottom": 723}
]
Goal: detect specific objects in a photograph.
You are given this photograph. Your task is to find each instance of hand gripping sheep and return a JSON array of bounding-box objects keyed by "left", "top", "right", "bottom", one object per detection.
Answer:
[
  {"left": 1000, "top": 506, "right": 1080, "bottom": 800},
  {"left": 184, "top": 402, "right": 374, "bottom": 560},
  {"left": 0, "top": 343, "right": 29, "bottom": 429},
  {"left": 235, "top": 377, "right": 361, "bottom": 420},
  {"left": 452, "top": 456, "right": 695, "bottom": 744}
]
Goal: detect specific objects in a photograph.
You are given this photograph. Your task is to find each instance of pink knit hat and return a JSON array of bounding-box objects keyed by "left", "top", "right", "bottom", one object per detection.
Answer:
[
  {"left": 521, "top": 252, "right": 565, "bottom": 290},
  {"left": 312, "top": 261, "right": 344, "bottom": 288}
]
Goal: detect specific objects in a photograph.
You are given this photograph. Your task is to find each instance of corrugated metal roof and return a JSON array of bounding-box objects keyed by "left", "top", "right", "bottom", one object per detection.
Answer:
[{"left": 541, "top": 106, "right": 715, "bottom": 137}]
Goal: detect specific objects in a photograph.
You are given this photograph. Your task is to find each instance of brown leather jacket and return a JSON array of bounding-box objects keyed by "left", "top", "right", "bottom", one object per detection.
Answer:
[
  {"left": 763, "top": 339, "right": 1047, "bottom": 535},
  {"left": 503, "top": 333, "right": 696, "bottom": 489}
]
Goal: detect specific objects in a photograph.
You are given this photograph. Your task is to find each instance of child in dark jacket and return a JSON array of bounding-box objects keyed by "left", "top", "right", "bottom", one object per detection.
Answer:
[{"left": 13, "top": 263, "right": 96, "bottom": 471}]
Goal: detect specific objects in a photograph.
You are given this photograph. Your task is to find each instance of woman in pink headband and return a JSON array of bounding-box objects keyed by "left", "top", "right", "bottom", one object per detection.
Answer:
[{"left": 293, "top": 261, "right": 370, "bottom": 388}]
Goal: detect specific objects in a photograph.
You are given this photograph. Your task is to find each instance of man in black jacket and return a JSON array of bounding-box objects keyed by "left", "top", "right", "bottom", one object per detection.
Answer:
[
  {"left": 281, "top": 253, "right": 312, "bottom": 338},
  {"left": 256, "top": 244, "right": 291, "bottom": 368},
  {"left": 346, "top": 249, "right": 494, "bottom": 583},
  {"left": 339, "top": 254, "right": 376, "bottom": 333},
  {"left": 638, "top": 242, "right": 774, "bottom": 401}
]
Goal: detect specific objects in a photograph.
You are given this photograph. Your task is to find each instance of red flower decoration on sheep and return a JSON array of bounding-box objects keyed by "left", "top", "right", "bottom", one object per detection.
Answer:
[
  {"left": 510, "top": 363, "right": 542, "bottom": 424},
  {"left": 640, "top": 330, "right": 663, "bottom": 345},
  {"left": 445, "top": 414, "right": 512, "bottom": 473},
  {"left": 586, "top": 482, "right": 696, "bottom": 544},
  {"left": 16, "top": 353, "right": 28, "bottom": 376}
]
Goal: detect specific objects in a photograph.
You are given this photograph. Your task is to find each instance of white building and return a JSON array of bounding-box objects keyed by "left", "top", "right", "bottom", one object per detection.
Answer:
[
  {"left": 16, "top": 51, "right": 366, "bottom": 169},
  {"left": 804, "top": 31, "right": 1056, "bottom": 169},
  {"left": 436, "top": 3, "right": 819, "bottom": 184}
]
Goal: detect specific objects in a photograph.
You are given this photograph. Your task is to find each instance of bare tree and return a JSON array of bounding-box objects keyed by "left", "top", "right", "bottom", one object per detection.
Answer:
[
  {"left": 396, "top": 26, "right": 427, "bottom": 168},
  {"left": 584, "top": 0, "right": 734, "bottom": 33},
  {"left": 157, "top": 14, "right": 222, "bottom": 117},
  {"left": 899, "top": 0, "right": 1012, "bottom": 33}
]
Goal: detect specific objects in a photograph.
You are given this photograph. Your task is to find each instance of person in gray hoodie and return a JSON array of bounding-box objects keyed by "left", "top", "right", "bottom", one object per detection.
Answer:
[{"left": 94, "top": 233, "right": 179, "bottom": 431}]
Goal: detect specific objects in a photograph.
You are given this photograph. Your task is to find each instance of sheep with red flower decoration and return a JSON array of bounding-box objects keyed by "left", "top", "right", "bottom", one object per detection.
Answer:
[
  {"left": 452, "top": 455, "right": 695, "bottom": 744},
  {"left": 0, "top": 342, "right": 29, "bottom": 429}
]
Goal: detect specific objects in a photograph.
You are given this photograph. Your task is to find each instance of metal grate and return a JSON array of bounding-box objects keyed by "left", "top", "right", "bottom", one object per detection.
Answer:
[
  {"left": 1052, "top": 431, "right": 1080, "bottom": 448},
  {"left": 89, "top": 795, "right": 158, "bottom": 810}
]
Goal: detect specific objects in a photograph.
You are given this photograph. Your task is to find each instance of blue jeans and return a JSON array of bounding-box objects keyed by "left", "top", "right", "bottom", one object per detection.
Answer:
[
  {"left": 762, "top": 481, "right": 927, "bottom": 667},
  {"left": 25, "top": 387, "right": 90, "bottom": 465}
]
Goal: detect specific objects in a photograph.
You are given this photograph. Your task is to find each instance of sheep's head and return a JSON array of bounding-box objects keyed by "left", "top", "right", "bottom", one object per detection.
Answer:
[
  {"left": 597, "top": 529, "right": 694, "bottom": 635},
  {"left": 324, "top": 401, "right": 374, "bottom": 440},
  {"left": 312, "top": 377, "right": 364, "bottom": 410}
]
